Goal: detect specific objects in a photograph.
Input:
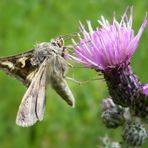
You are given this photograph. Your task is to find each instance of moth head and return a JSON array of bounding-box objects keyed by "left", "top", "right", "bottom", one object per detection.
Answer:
[
  {"left": 50, "top": 37, "right": 65, "bottom": 57},
  {"left": 51, "top": 37, "right": 64, "bottom": 48}
]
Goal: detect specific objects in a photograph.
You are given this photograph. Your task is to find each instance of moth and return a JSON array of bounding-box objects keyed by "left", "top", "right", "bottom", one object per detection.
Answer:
[{"left": 0, "top": 37, "right": 75, "bottom": 127}]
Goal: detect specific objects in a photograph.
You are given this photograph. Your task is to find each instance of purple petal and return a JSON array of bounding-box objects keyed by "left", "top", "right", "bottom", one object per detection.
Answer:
[
  {"left": 102, "top": 98, "right": 116, "bottom": 110},
  {"left": 141, "top": 84, "right": 148, "bottom": 95}
]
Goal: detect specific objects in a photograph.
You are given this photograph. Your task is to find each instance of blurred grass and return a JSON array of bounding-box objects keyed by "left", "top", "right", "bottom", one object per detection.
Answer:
[{"left": 0, "top": 0, "right": 147, "bottom": 148}]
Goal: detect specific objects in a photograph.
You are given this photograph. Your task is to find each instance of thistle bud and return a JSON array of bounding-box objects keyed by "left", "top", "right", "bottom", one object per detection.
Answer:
[
  {"left": 131, "top": 84, "right": 148, "bottom": 118},
  {"left": 102, "top": 98, "right": 116, "bottom": 110},
  {"left": 101, "top": 98, "right": 125, "bottom": 128},
  {"left": 99, "top": 136, "right": 121, "bottom": 148},
  {"left": 122, "top": 121, "right": 147, "bottom": 146}
]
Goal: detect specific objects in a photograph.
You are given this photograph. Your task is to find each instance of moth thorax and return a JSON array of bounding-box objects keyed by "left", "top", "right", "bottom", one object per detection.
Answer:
[{"left": 31, "top": 42, "right": 63, "bottom": 66}]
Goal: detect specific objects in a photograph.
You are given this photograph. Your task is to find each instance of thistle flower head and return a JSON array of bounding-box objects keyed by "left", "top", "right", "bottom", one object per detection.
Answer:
[{"left": 69, "top": 7, "right": 147, "bottom": 71}]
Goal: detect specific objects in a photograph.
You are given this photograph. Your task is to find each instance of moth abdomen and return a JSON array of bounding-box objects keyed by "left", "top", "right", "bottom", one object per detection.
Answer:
[{"left": 51, "top": 77, "right": 75, "bottom": 107}]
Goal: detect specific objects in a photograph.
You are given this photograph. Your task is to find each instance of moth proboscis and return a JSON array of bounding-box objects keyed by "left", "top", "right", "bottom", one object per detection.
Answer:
[{"left": 0, "top": 37, "right": 75, "bottom": 127}]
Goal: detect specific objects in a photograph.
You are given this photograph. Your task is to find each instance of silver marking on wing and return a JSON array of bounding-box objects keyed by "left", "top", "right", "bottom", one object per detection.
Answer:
[
  {"left": 17, "top": 57, "right": 29, "bottom": 68},
  {"left": 16, "top": 59, "right": 47, "bottom": 127},
  {"left": 1, "top": 61, "right": 15, "bottom": 70}
]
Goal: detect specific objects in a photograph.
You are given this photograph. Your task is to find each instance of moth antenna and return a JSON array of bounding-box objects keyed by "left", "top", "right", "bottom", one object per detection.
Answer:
[
  {"left": 75, "top": 39, "right": 91, "bottom": 48},
  {"left": 64, "top": 38, "right": 92, "bottom": 52},
  {"left": 59, "top": 32, "right": 80, "bottom": 41},
  {"left": 64, "top": 45, "right": 74, "bottom": 49},
  {"left": 69, "top": 66, "right": 91, "bottom": 69},
  {"left": 66, "top": 39, "right": 91, "bottom": 51}
]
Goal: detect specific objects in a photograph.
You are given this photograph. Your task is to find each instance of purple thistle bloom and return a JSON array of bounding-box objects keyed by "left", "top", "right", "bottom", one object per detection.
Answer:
[
  {"left": 69, "top": 8, "right": 147, "bottom": 70},
  {"left": 68, "top": 8, "right": 148, "bottom": 117}
]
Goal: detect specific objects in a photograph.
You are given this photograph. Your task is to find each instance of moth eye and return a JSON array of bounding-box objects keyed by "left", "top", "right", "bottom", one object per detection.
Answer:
[{"left": 57, "top": 42, "right": 61, "bottom": 47}]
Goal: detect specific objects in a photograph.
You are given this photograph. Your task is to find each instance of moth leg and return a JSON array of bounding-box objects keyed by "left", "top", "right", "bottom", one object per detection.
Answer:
[
  {"left": 66, "top": 76, "right": 104, "bottom": 85},
  {"left": 58, "top": 55, "right": 73, "bottom": 68},
  {"left": 66, "top": 61, "right": 73, "bottom": 68},
  {"left": 64, "top": 45, "right": 74, "bottom": 49}
]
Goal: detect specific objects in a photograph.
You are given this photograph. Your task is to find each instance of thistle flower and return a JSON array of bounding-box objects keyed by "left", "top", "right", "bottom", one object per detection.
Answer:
[
  {"left": 68, "top": 8, "right": 148, "bottom": 111},
  {"left": 69, "top": 7, "right": 147, "bottom": 70}
]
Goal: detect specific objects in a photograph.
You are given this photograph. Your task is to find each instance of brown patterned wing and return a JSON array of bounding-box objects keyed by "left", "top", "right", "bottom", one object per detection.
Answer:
[
  {"left": 16, "top": 59, "right": 48, "bottom": 127},
  {"left": 0, "top": 49, "right": 39, "bottom": 87}
]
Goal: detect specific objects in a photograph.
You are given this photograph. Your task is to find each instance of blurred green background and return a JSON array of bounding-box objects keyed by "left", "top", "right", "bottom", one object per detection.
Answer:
[{"left": 0, "top": 0, "right": 147, "bottom": 148}]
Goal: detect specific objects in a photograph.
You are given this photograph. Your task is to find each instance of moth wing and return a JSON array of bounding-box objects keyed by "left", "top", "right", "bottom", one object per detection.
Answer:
[
  {"left": 16, "top": 59, "right": 47, "bottom": 127},
  {"left": 0, "top": 49, "right": 38, "bottom": 87}
]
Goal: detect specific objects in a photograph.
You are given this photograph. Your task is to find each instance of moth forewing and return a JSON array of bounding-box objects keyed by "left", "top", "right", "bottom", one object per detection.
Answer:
[
  {"left": 16, "top": 59, "right": 48, "bottom": 127},
  {"left": 0, "top": 50, "right": 37, "bottom": 86}
]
